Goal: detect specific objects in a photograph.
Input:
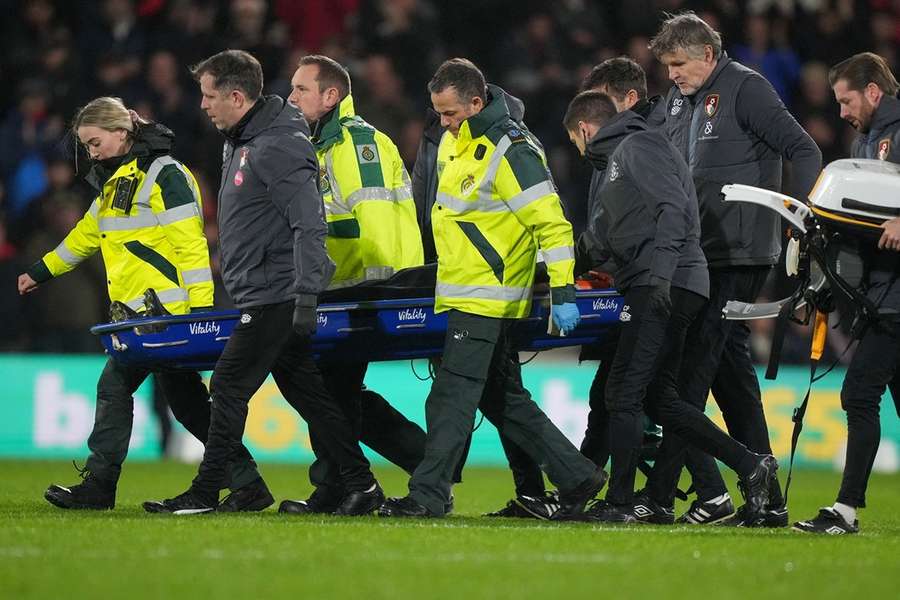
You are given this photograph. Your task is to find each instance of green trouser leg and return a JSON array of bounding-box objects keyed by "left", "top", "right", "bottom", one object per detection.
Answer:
[
  {"left": 85, "top": 358, "right": 261, "bottom": 490},
  {"left": 409, "top": 311, "right": 597, "bottom": 515}
]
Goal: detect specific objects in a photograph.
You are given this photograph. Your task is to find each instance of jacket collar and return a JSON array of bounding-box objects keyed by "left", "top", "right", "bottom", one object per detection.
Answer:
[
  {"left": 84, "top": 122, "right": 175, "bottom": 190},
  {"left": 870, "top": 94, "right": 900, "bottom": 137},
  {"left": 585, "top": 110, "right": 648, "bottom": 166},
  {"left": 457, "top": 87, "right": 510, "bottom": 145},
  {"left": 423, "top": 83, "right": 522, "bottom": 146},
  {"left": 223, "top": 95, "right": 287, "bottom": 144},
  {"left": 689, "top": 53, "right": 732, "bottom": 101},
  {"left": 314, "top": 94, "right": 356, "bottom": 151}
]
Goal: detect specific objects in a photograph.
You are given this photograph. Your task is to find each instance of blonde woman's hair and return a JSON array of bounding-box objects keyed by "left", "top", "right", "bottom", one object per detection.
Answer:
[{"left": 72, "top": 96, "right": 148, "bottom": 138}]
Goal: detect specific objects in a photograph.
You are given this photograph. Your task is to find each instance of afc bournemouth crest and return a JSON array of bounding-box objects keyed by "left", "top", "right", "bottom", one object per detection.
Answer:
[
  {"left": 460, "top": 174, "right": 476, "bottom": 195},
  {"left": 704, "top": 94, "right": 720, "bottom": 118},
  {"left": 878, "top": 138, "right": 891, "bottom": 161}
]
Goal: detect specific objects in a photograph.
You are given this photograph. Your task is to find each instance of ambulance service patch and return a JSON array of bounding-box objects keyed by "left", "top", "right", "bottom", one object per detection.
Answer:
[
  {"left": 357, "top": 144, "right": 379, "bottom": 164},
  {"left": 319, "top": 167, "right": 331, "bottom": 195},
  {"left": 878, "top": 138, "right": 891, "bottom": 161},
  {"left": 704, "top": 94, "right": 719, "bottom": 118},
  {"left": 460, "top": 174, "right": 476, "bottom": 196}
]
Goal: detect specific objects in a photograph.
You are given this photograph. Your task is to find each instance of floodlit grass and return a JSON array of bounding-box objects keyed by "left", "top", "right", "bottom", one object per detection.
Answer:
[{"left": 1, "top": 460, "right": 898, "bottom": 599}]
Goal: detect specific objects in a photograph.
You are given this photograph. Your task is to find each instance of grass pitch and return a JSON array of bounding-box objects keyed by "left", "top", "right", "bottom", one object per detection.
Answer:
[{"left": 1, "top": 460, "right": 898, "bottom": 600}]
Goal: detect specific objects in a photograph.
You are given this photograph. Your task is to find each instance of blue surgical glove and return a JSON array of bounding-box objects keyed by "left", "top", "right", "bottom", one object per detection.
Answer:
[{"left": 552, "top": 302, "right": 581, "bottom": 336}]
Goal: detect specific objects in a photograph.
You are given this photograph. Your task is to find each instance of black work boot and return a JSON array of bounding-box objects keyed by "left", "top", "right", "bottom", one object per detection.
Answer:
[
  {"left": 552, "top": 468, "right": 609, "bottom": 521},
  {"left": 378, "top": 495, "right": 440, "bottom": 518},
  {"left": 737, "top": 454, "right": 778, "bottom": 521},
  {"left": 142, "top": 488, "right": 217, "bottom": 515},
  {"left": 278, "top": 486, "right": 344, "bottom": 515},
  {"left": 44, "top": 464, "right": 116, "bottom": 510},
  {"left": 335, "top": 483, "right": 385, "bottom": 516},
  {"left": 217, "top": 477, "right": 275, "bottom": 512}
]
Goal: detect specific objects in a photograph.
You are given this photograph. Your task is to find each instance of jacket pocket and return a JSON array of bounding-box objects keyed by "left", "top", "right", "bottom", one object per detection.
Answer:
[
  {"left": 457, "top": 221, "right": 504, "bottom": 283},
  {"left": 439, "top": 313, "right": 502, "bottom": 381},
  {"left": 123, "top": 240, "right": 180, "bottom": 285}
]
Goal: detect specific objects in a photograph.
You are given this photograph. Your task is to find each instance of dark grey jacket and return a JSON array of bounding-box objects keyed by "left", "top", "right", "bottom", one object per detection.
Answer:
[
  {"left": 217, "top": 95, "right": 334, "bottom": 308},
  {"left": 851, "top": 94, "right": 900, "bottom": 314},
  {"left": 412, "top": 84, "right": 535, "bottom": 263},
  {"left": 586, "top": 111, "right": 709, "bottom": 297},
  {"left": 586, "top": 95, "right": 667, "bottom": 245},
  {"left": 664, "top": 54, "right": 822, "bottom": 268}
]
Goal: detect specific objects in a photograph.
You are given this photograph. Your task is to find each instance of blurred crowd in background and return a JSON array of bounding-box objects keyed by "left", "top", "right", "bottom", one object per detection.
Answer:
[{"left": 0, "top": 0, "right": 896, "bottom": 362}]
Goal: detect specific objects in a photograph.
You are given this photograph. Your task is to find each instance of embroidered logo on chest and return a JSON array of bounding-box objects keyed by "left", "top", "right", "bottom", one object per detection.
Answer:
[
  {"left": 356, "top": 144, "right": 379, "bottom": 164},
  {"left": 671, "top": 97, "right": 684, "bottom": 116},
  {"left": 319, "top": 167, "right": 331, "bottom": 195},
  {"left": 608, "top": 160, "right": 619, "bottom": 182},
  {"left": 878, "top": 138, "right": 891, "bottom": 161},
  {"left": 704, "top": 94, "right": 720, "bottom": 118},
  {"left": 460, "top": 174, "right": 476, "bottom": 195}
]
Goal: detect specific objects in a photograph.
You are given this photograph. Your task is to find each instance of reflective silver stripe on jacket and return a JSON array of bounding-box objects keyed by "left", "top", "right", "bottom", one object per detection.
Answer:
[
  {"left": 506, "top": 180, "right": 556, "bottom": 212},
  {"left": 98, "top": 213, "right": 159, "bottom": 231},
  {"left": 327, "top": 266, "right": 396, "bottom": 290},
  {"left": 344, "top": 184, "right": 413, "bottom": 211},
  {"left": 540, "top": 246, "right": 575, "bottom": 264},
  {"left": 125, "top": 287, "right": 190, "bottom": 311},
  {"left": 436, "top": 281, "right": 531, "bottom": 303},
  {"left": 53, "top": 241, "right": 84, "bottom": 267},
  {"left": 100, "top": 157, "right": 201, "bottom": 231},
  {"left": 181, "top": 267, "right": 213, "bottom": 285},
  {"left": 435, "top": 134, "right": 546, "bottom": 215},
  {"left": 157, "top": 203, "right": 201, "bottom": 226},
  {"left": 434, "top": 192, "right": 508, "bottom": 214},
  {"left": 475, "top": 135, "right": 513, "bottom": 202}
]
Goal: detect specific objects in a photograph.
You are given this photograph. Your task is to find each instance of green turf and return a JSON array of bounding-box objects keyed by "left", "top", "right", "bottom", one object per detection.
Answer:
[{"left": 1, "top": 460, "right": 898, "bottom": 599}]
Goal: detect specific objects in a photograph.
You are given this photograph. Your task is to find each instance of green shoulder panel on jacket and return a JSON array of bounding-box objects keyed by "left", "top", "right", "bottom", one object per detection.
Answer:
[
  {"left": 156, "top": 164, "right": 196, "bottom": 209},
  {"left": 503, "top": 142, "right": 551, "bottom": 191},
  {"left": 347, "top": 126, "right": 386, "bottom": 188}
]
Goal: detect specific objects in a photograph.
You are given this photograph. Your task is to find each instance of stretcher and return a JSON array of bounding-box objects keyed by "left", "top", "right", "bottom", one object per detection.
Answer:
[{"left": 91, "top": 285, "right": 623, "bottom": 372}]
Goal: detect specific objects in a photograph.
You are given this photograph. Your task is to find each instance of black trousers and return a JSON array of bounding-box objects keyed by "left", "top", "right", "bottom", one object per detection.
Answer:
[
  {"left": 308, "top": 361, "right": 426, "bottom": 499},
  {"left": 408, "top": 310, "right": 598, "bottom": 515},
  {"left": 645, "top": 267, "right": 780, "bottom": 506},
  {"left": 192, "top": 301, "right": 375, "bottom": 498},
  {"left": 836, "top": 320, "right": 900, "bottom": 507},
  {"left": 85, "top": 357, "right": 260, "bottom": 490},
  {"left": 605, "top": 286, "right": 758, "bottom": 505}
]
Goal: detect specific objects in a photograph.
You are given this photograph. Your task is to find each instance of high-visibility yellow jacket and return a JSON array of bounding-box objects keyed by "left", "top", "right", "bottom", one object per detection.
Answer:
[
  {"left": 313, "top": 95, "right": 423, "bottom": 288},
  {"left": 30, "top": 135, "right": 213, "bottom": 316},
  {"left": 433, "top": 92, "right": 576, "bottom": 318}
]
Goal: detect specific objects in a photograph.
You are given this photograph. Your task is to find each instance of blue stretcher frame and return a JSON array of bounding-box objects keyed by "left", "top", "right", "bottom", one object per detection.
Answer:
[{"left": 91, "top": 289, "right": 623, "bottom": 371}]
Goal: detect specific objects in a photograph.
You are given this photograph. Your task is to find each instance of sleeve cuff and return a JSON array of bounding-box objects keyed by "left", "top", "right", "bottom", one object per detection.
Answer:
[
  {"left": 649, "top": 252, "right": 678, "bottom": 282},
  {"left": 295, "top": 293, "right": 318, "bottom": 308},
  {"left": 551, "top": 284, "right": 576, "bottom": 305},
  {"left": 27, "top": 260, "right": 52, "bottom": 284}
]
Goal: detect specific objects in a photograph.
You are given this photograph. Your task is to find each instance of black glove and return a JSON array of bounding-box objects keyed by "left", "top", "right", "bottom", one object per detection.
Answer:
[
  {"left": 647, "top": 275, "right": 671, "bottom": 315},
  {"left": 292, "top": 295, "right": 318, "bottom": 337},
  {"left": 190, "top": 306, "right": 214, "bottom": 314}
]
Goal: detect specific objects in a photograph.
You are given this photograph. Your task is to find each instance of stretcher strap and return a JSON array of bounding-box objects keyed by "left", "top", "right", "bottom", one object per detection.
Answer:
[
  {"left": 765, "top": 298, "right": 795, "bottom": 380},
  {"left": 784, "top": 311, "right": 827, "bottom": 505},
  {"left": 783, "top": 359, "right": 815, "bottom": 506}
]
